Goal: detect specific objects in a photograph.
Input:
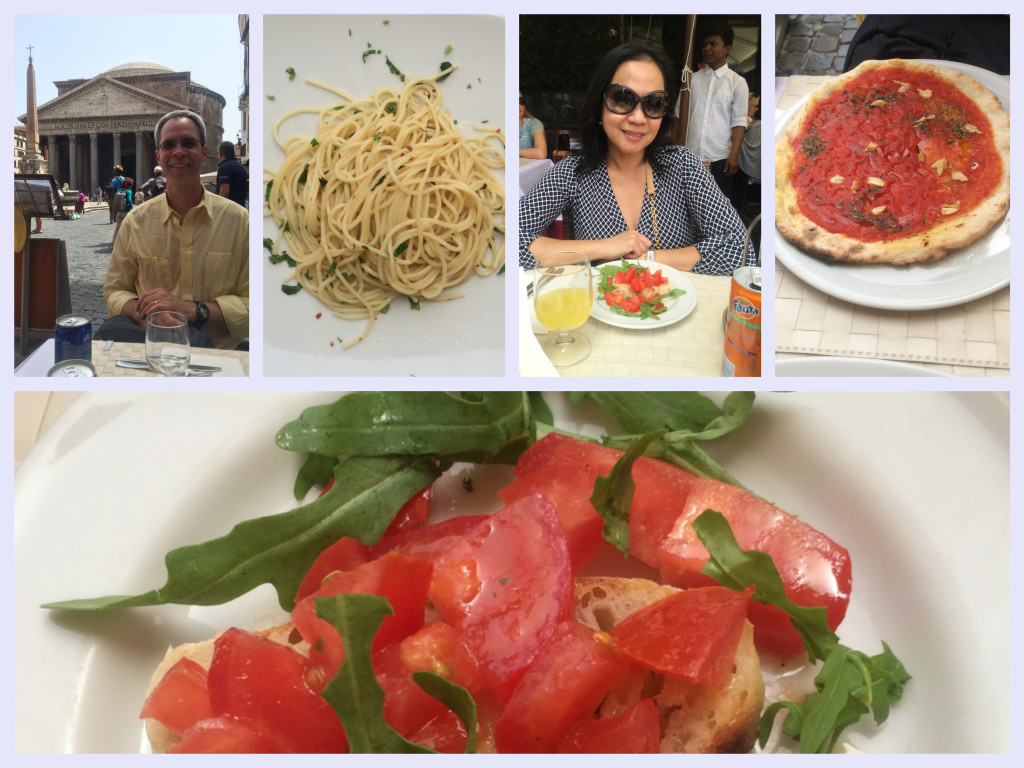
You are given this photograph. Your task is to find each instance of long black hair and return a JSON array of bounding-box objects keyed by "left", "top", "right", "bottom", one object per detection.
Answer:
[{"left": 577, "top": 42, "right": 679, "bottom": 176}]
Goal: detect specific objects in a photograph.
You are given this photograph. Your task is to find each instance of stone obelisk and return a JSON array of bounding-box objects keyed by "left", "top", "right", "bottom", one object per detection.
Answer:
[{"left": 20, "top": 45, "right": 47, "bottom": 174}]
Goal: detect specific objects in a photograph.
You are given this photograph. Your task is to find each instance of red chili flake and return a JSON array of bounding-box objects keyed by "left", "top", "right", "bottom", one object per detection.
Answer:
[
  {"left": 316, "top": 312, "right": 322, "bottom": 319},
  {"left": 330, "top": 341, "right": 335, "bottom": 346},
  {"left": 477, "top": 77, "right": 481, "bottom": 83},
  {"left": 406, "top": 145, "right": 412, "bottom": 151},
  {"left": 496, "top": 128, "right": 502, "bottom": 133}
]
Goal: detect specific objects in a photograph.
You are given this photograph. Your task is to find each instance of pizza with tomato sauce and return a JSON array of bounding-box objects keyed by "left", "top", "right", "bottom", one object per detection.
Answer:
[{"left": 776, "top": 59, "right": 1010, "bottom": 264}]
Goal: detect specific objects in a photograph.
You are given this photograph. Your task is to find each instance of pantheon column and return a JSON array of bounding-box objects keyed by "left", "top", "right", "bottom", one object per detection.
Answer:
[
  {"left": 46, "top": 136, "right": 59, "bottom": 184},
  {"left": 89, "top": 133, "right": 99, "bottom": 195},
  {"left": 135, "top": 131, "right": 147, "bottom": 185},
  {"left": 68, "top": 136, "right": 78, "bottom": 191},
  {"left": 113, "top": 132, "right": 121, "bottom": 171}
]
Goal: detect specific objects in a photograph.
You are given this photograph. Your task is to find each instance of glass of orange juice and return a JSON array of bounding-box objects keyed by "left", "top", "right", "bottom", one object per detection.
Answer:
[{"left": 533, "top": 250, "right": 594, "bottom": 367}]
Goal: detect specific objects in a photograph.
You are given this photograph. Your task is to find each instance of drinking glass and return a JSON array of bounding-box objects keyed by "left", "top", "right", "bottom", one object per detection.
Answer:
[
  {"left": 145, "top": 311, "right": 191, "bottom": 376},
  {"left": 533, "top": 251, "right": 594, "bottom": 367}
]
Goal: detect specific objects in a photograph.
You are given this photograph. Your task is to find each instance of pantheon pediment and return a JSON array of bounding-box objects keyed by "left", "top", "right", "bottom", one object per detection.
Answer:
[{"left": 27, "top": 76, "right": 184, "bottom": 130}]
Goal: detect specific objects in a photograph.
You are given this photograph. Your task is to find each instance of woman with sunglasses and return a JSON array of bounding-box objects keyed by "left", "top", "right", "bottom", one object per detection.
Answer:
[
  {"left": 519, "top": 42, "right": 754, "bottom": 274},
  {"left": 519, "top": 91, "right": 548, "bottom": 160}
]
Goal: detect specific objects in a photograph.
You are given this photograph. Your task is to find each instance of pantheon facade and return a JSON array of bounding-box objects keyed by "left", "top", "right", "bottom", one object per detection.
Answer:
[{"left": 19, "top": 62, "right": 225, "bottom": 194}]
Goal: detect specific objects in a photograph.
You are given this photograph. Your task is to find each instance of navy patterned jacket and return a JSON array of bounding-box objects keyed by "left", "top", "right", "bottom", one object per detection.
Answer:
[{"left": 518, "top": 145, "right": 755, "bottom": 274}]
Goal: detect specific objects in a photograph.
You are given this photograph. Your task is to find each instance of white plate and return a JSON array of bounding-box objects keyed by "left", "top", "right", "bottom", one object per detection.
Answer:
[
  {"left": 590, "top": 261, "right": 698, "bottom": 329},
  {"left": 14, "top": 391, "right": 1010, "bottom": 753},
  {"left": 262, "top": 15, "right": 506, "bottom": 377},
  {"left": 775, "top": 60, "right": 1011, "bottom": 311},
  {"left": 775, "top": 356, "right": 952, "bottom": 377}
]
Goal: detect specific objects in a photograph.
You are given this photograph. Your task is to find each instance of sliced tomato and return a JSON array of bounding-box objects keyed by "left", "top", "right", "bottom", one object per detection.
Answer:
[
  {"left": 140, "top": 657, "right": 213, "bottom": 735},
  {"left": 657, "top": 477, "right": 852, "bottom": 658},
  {"left": 494, "top": 619, "right": 632, "bottom": 753},
  {"left": 294, "top": 536, "right": 373, "bottom": 603},
  {"left": 375, "top": 622, "right": 483, "bottom": 738},
  {"left": 295, "top": 485, "right": 433, "bottom": 603},
  {"left": 429, "top": 494, "right": 573, "bottom": 700},
  {"left": 557, "top": 699, "right": 660, "bottom": 754},
  {"left": 206, "top": 628, "right": 348, "bottom": 753},
  {"left": 497, "top": 466, "right": 605, "bottom": 572},
  {"left": 291, "top": 552, "right": 433, "bottom": 686},
  {"left": 610, "top": 586, "right": 750, "bottom": 688},
  {"left": 170, "top": 716, "right": 282, "bottom": 753},
  {"left": 514, "top": 433, "right": 699, "bottom": 566},
  {"left": 621, "top": 296, "right": 643, "bottom": 313},
  {"left": 407, "top": 710, "right": 469, "bottom": 753},
  {"left": 371, "top": 514, "right": 491, "bottom": 560}
]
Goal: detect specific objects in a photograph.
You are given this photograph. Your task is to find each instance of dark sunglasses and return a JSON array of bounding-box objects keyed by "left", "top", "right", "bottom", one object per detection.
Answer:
[{"left": 602, "top": 84, "right": 670, "bottom": 119}]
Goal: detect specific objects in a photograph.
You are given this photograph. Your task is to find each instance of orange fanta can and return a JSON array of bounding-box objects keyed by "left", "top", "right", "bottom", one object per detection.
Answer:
[{"left": 721, "top": 266, "right": 761, "bottom": 377}]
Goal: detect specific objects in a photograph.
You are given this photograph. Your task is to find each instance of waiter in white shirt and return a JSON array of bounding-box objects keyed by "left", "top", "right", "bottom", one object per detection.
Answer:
[{"left": 684, "top": 21, "right": 749, "bottom": 200}]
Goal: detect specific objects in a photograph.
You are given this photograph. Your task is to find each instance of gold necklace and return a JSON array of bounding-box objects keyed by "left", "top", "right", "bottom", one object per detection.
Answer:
[{"left": 645, "top": 162, "right": 661, "bottom": 250}]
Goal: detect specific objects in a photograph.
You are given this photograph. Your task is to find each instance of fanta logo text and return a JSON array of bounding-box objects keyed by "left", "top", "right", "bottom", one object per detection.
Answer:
[{"left": 732, "top": 296, "right": 759, "bottom": 318}]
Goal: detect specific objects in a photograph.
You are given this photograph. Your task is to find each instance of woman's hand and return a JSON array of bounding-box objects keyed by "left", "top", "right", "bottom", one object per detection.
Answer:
[{"left": 601, "top": 229, "right": 652, "bottom": 261}]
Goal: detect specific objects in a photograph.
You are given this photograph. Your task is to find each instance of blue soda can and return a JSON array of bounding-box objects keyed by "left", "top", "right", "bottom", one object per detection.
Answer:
[{"left": 55, "top": 313, "right": 92, "bottom": 363}]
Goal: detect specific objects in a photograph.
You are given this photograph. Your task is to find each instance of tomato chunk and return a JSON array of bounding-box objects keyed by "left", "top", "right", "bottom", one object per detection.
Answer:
[
  {"left": 497, "top": 466, "right": 605, "bottom": 572},
  {"left": 494, "top": 619, "right": 632, "bottom": 753},
  {"left": 140, "top": 657, "right": 213, "bottom": 735},
  {"left": 610, "top": 587, "right": 750, "bottom": 688},
  {"left": 514, "top": 433, "right": 698, "bottom": 566},
  {"left": 291, "top": 552, "right": 433, "bottom": 685},
  {"left": 170, "top": 716, "right": 282, "bottom": 753},
  {"left": 557, "top": 699, "right": 660, "bottom": 754},
  {"left": 429, "top": 493, "right": 573, "bottom": 700},
  {"left": 375, "top": 622, "right": 483, "bottom": 739},
  {"left": 657, "top": 478, "right": 852, "bottom": 658},
  {"left": 207, "top": 628, "right": 348, "bottom": 753}
]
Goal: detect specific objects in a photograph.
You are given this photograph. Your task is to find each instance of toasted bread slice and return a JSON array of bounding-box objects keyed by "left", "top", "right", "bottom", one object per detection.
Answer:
[
  {"left": 574, "top": 577, "right": 764, "bottom": 753},
  {"left": 145, "top": 578, "right": 762, "bottom": 753}
]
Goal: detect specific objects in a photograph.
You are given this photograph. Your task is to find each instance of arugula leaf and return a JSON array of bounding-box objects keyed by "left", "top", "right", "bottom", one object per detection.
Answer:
[
  {"left": 590, "top": 430, "right": 667, "bottom": 555},
  {"left": 316, "top": 593, "right": 477, "bottom": 753},
  {"left": 527, "top": 392, "right": 554, "bottom": 428},
  {"left": 293, "top": 451, "right": 337, "bottom": 499},
  {"left": 693, "top": 509, "right": 911, "bottom": 753},
  {"left": 43, "top": 456, "right": 440, "bottom": 613},
  {"left": 276, "top": 392, "right": 534, "bottom": 465},
  {"left": 573, "top": 392, "right": 755, "bottom": 490}
]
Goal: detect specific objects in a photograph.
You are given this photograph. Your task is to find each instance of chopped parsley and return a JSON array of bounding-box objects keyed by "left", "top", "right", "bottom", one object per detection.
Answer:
[
  {"left": 444, "top": 44, "right": 453, "bottom": 55},
  {"left": 437, "top": 61, "right": 453, "bottom": 82},
  {"left": 408, "top": 297, "right": 421, "bottom": 310},
  {"left": 282, "top": 284, "right": 302, "bottom": 295},
  {"left": 393, "top": 242, "right": 408, "bottom": 257},
  {"left": 310, "top": 138, "right": 320, "bottom": 147},
  {"left": 385, "top": 55, "right": 405, "bottom": 81},
  {"left": 286, "top": 67, "right": 296, "bottom": 80}
]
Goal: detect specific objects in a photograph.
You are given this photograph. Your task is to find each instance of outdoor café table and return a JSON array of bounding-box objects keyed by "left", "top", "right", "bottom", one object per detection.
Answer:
[
  {"left": 774, "top": 75, "right": 1010, "bottom": 377},
  {"left": 520, "top": 270, "right": 733, "bottom": 377},
  {"left": 15, "top": 339, "right": 249, "bottom": 377}
]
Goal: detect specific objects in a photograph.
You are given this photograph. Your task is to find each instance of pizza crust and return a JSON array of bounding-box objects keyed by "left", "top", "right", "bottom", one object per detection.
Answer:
[{"left": 776, "top": 59, "right": 1010, "bottom": 265}]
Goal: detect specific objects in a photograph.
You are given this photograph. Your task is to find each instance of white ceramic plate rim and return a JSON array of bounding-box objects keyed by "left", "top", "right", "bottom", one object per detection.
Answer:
[
  {"left": 775, "top": 356, "right": 953, "bottom": 377},
  {"left": 774, "top": 59, "right": 1011, "bottom": 311},
  {"left": 13, "top": 392, "right": 1010, "bottom": 753},
  {"left": 589, "top": 260, "right": 698, "bottom": 329},
  {"left": 262, "top": 15, "right": 506, "bottom": 377}
]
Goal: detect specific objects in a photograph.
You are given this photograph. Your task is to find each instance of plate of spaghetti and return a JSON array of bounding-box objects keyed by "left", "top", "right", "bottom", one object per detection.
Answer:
[{"left": 263, "top": 15, "right": 506, "bottom": 377}]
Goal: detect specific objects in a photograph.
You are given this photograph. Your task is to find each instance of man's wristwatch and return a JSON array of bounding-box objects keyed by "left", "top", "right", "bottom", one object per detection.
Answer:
[
  {"left": 645, "top": 248, "right": 656, "bottom": 262},
  {"left": 194, "top": 301, "right": 210, "bottom": 328}
]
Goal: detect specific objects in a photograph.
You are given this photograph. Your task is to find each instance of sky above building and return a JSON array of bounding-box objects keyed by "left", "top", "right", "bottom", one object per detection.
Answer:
[{"left": 13, "top": 14, "right": 246, "bottom": 144}]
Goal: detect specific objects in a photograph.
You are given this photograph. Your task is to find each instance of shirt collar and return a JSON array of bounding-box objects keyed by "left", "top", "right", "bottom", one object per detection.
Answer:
[{"left": 156, "top": 187, "right": 213, "bottom": 224}]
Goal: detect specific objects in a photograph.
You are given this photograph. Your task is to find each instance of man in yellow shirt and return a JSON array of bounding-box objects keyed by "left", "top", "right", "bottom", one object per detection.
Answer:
[{"left": 100, "top": 109, "right": 249, "bottom": 350}]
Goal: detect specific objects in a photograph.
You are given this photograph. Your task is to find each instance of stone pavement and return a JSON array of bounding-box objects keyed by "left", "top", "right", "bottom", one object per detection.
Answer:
[
  {"left": 776, "top": 15, "right": 860, "bottom": 76},
  {"left": 17, "top": 203, "right": 114, "bottom": 363}
]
